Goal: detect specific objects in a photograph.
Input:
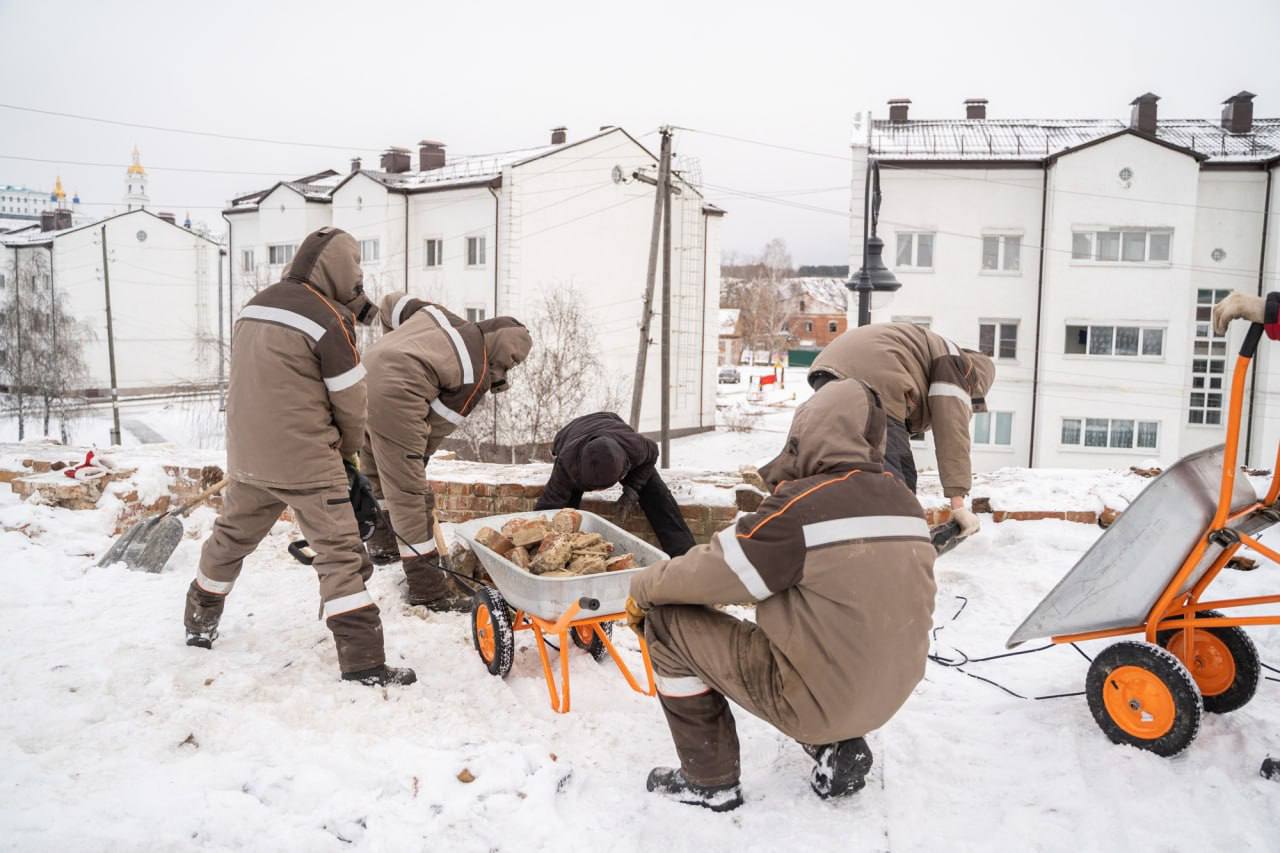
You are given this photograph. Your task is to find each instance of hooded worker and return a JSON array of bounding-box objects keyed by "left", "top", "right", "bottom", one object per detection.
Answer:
[
  {"left": 627, "top": 379, "right": 937, "bottom": 811},
  {"left": 360, "top": 294, "right": 532, "bottom": 609},
  {"left": 806, "top": 322, "right": 995, "bottom": 538},
  {"left": 534, "top": 412, "right": 696, "bottom": 557},
  {"left": 184, "top": 227, "right": 415, "bottom": 688}
]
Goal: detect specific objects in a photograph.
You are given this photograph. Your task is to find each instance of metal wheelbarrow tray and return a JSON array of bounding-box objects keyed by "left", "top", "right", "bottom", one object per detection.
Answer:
[
  {"left": 450, "top": 510, "right": 666, "bottom": 712},
  {"left": 1007, "top": 322, "right": 1280, "bottom": 757}
]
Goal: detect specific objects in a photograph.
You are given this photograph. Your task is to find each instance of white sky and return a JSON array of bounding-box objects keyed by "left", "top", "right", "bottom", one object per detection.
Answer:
[{"left": 2, "top": 0, "right": 1278, "bottom": 264}]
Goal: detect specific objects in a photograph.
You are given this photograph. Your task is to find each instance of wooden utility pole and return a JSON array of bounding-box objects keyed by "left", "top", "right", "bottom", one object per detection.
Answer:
[
  {"left": 659, "top": 131, "right": 674, "bottom": 468},
  {"left": 629, "top": 127, "right": 673, "bottom": 431},
  {"left": 100, "top": 226, "right": 122, "bottom": 446},
  {"left": 217, "top": 248, "right": 226, "bottom": 411}
]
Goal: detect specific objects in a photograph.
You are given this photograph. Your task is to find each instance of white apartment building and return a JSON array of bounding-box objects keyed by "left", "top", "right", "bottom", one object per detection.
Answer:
[
  {"left": 852, "top": 92, "right": 1280, "bottom": 471},
  {"left": 223, "top": 126, "right": 723, "bottom": 436},
  {"left": 2, "top": 208, "right": 221, "bottom": 395}
]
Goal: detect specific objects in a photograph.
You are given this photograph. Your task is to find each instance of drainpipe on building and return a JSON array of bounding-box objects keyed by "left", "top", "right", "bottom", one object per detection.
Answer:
[
  {"left": 1027, "top": 164, "right": 1050, "bottom": 468},
  {"left": 221, "top": 212, "right": 233, "bottom": 359},
  {"left": 1244, "top": 166, "right": 1274, "bottom": 465},
  {"left": 488, "top": 183, "right": 502, "bottom": 458},
  {"left": 698, "top": 212, "right": 709, "bottom": 429},
  {"left": 403, "top": 192, "right": 410, "bottom": 293}
]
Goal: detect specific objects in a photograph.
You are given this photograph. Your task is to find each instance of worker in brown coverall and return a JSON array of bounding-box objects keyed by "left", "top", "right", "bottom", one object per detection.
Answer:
[
  {"left": 807, "top": 322, "right": 995, "bottom": 540},
  {"left": 361, "top": 294, "right": 532, "bottom": 609},
  {"left": 184, "top": 227, "right": 415, "bottom": 687},
  {"left": 627, "top": 379, "right": 937, "bottom": 811}
]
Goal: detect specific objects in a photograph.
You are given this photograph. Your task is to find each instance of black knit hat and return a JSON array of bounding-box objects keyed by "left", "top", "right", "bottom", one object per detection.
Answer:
[{"left": 579, "top": 436, "right": 627, "bottom": 490}]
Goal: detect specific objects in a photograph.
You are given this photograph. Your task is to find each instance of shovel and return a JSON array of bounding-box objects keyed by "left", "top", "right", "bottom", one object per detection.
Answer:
[{"left": 98, "top": 478, "right": 228, "bottom": 572}]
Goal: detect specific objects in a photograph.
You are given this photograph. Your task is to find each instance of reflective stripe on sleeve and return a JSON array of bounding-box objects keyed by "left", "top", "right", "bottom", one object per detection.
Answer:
[
  {"left": 715, "top": 527, "right": 773, "bottom": 601},
  {"left": 324, "top": 363, "right": 366, "bottom": 393},
  {"left": 322, "top": 590, "right": 375, "bottom": 619},
  {"left": 195, "top": 567, "right": 233, "bottom": 595},
  {"left": 655, "top": 673, "right": 711, "bottom": 698},
  {"left": 399, "top": 539, "right": 438, "bottom": 559},
  {"left": 424, "top": 305, "right": 474, "bottom": 384},
  {"left": 238, "top": 305, "right": 325, "bottom": 341},
  {"left": 928, "top": 382, "right": 971, "bottom": 406},
  {"left": 389, "top": 294, "right": 414, "bottom": 330},
  {"left": 802, "top": 515, "right": 930, "bottom": 547},
  {"left": 429, "top": 396, "right": 467, "bottom": 426}
]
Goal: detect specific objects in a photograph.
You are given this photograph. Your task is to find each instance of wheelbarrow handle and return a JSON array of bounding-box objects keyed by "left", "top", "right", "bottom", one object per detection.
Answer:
[
  {"left": 1240, "top": 322, "right": 1264, "bottom": 359},
  {"left": 578, "top": 596, "right": 600, "bottom": 611}
]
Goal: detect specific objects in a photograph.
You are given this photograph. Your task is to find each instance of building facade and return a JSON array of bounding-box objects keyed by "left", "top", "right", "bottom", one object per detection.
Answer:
[
  {"left": 223, "top": 127, "right": 724, "bottom": 436},
  {"left": 851, "top": 92, "right": 1280, "bottom": 470}
]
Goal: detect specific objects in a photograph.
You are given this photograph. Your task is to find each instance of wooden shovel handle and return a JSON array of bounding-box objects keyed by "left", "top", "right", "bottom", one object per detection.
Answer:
[{"left": 175, "top": 477, "right": 230, "bottom": 517}]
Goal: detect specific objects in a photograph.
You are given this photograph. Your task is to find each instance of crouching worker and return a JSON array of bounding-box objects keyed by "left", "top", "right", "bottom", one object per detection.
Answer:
[
  {"left": 627, "top": 379, "right": 937, "bottom": 811},
  {"left": 185, "top": 227, "right": 415, "bottom": 687},
  {"left": 808, "top": 322, "right": 994, "bottom": 540},
  {"left": 534, "top": 412, "right": 695, "bottom": 557},
  {"left": 361, "top": 294, "right": 532, "bottom": 609}
]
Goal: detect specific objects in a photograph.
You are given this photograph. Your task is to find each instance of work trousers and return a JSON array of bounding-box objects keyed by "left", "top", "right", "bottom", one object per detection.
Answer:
[
  {"left": 361, "top": 430, "right": 436, "bottom": 560},
  {"left": 645, "top": 604, "right": 802, "bottom": 786},
  {"left": 185, "top": 478, "right": 384, "bottom": 674}
]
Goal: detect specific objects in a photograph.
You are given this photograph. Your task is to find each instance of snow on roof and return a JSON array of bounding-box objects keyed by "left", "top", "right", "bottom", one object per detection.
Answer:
[
  {"left": 369, "top": 144, "right": 557, "bottom": 191},
  {"left": 786, "top": 277, "right": 848, "bottom": 312},
  {"left": 719, "top": 308, "right": 741, "bottom": 336},
  {"left": 870, "top": 118, "right": 1280, "bottom": 163}
]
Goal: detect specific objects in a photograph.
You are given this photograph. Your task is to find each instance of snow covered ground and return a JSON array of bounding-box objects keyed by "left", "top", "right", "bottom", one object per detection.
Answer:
[{"left": 3, "top": 474, "right": 1280, "bottom": 850}]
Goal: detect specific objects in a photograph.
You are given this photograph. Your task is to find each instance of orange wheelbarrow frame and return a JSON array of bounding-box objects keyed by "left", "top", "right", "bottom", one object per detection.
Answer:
[{"left": 1052, "top": 322, "right": 1280, "bottom": 651}]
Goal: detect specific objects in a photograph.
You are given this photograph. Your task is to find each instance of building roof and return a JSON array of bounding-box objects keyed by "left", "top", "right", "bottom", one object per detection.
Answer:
[
  {"left": 719, "top": 308, "right": 741, "bottom": 336},
  {"left": 0, "top": 208, "right": 221, "bottom": 248},
  {"left": 869, "top": 118, "right": 1280, "bottom": 164},
  {"left": 786, "top": 277, "right": 848, "bottom": 312}
]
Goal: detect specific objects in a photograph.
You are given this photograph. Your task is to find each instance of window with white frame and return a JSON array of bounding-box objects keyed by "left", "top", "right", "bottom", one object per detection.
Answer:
[
  {"left": 981, "top": 234, "right": 1021, "bottom": 272},
  {"left": 424, "top": 238, "right": 443, "bottom": 268},
  {"left": 973, "top": 411, "right": 1014, "bottom": 446},
  {"left": 1061, "top": 417, "right": 1159, "bottom": 450},
  {"left": 267, "top": 243, "right": 296, "bottom": 266},
  {"left": 359, "top": 238, "right": 380, "bottom": 264},
  {"left": 803, "top": 320, "right": 814, "bottom": 333},
  {"left": 466, "top": 307, "right": 487, "bottom": 323},
  {"left": 466, "top": 236, "right": 487, "bottom": 267},
  {"left": 1071, "top": 229, "right": 1172, "bottom": 264},
  {"left": 1064, "top": 324, "right": 1165, "bottom": 358},
  {"left": 1190, "top": 288, "right": 1230, "bottom": 425},
  {"left": 979, "top": 321, "right": 1018, "bottom": 360},
  {"left": 240, "top": 249, "right": 254, "bottom": 273},
  {"left": 895, "top": 232, "right": 934, "bottom": 269}
]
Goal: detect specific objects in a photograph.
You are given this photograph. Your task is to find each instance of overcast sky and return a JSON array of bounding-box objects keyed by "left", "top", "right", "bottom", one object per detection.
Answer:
[{"left": 2, "top": 0, "right": 1278, "bottom": 264}]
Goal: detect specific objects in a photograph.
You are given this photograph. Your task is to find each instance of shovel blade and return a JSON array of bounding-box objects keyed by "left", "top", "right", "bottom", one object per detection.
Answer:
[{"left": 100, "top": 514, "right": 186, "bottom": 573}]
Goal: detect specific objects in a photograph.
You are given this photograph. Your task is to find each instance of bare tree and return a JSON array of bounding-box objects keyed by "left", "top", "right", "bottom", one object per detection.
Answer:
[
  {"left": 1, "top": 250, "right": 92, "bottom": 441},
  {"left": 760, "top": 237, "right": 793, "bottom": 282}
]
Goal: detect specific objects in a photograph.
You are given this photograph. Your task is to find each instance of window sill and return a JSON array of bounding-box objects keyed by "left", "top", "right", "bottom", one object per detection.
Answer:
[
  {"left": 1060, "top": 354, "right": 1167, "bottom": 363},
  {"left": 1059, "top": 445, "right": 1161, "bottom": 454},
  {"left": 1186, "top": 422, "right": 1226, "bottom": 430},
  {"left": 974, "top": 444, "right": 1017, "bottom": 452},
  {"left": 978, "top": 270, "right": 1024, "bottom": 277},
  {"left": 894, "top": 267, "right": 935, "bottom": 274},
  {"left": 1068, "top": 261, "right": 1174, "bottom": 269}
]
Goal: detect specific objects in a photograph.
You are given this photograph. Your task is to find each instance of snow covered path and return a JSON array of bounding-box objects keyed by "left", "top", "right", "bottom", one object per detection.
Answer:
[{"left": 2, "top": 487, "right": 1279, "bottom": 850}]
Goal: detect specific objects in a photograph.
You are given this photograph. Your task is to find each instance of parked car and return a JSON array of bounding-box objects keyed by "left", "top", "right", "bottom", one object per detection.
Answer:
[{"left": 718, "top": 366, "right": 741, "bottom": 384}]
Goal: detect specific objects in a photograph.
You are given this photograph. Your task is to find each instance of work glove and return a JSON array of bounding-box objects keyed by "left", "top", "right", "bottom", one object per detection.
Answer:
[
  {"left": 345, "top": 459, "right": 379, "bottom": 541},
  {"left": 616, "top": 485, "right": 640, "bottom": 522},
  {"left": 625, "top": 595, "right": 647, "bottom": 634},
  {"left": 1212, "top": 291, "right": 1266, "bottom": 335},
  {"left": 951, "top": 506, "right": 981, "bottom": 538}
]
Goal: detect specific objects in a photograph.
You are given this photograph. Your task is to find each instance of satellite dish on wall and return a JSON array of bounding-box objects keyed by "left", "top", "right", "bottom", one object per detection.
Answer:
[{"left": 611, "top": 165, "right": 627, "bottom": 185}]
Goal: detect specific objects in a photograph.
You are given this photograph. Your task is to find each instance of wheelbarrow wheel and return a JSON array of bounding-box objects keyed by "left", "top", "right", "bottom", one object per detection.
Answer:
[
  {"left": 1156, "top": 610, "right": 1260, "bottom": 714},
  {"left": 570, "top": 621, "right": 613, "bottom": 662},
  {"left": 471, "top": 586, "right": 514, "bottom": 678},
  {"left": 1086, "top": 641, "right": 1202, "bottom": 757}
]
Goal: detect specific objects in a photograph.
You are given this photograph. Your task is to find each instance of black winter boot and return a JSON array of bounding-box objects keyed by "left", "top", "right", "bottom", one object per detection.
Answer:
[
  {"left": 368, "top": 510, "right": 400, "bottom": 566},
  {"left": 341, "top": 664, "right": 418, "bottom": 687},
  {"left": 185, "top": 628, "right": 218, "bottom": 649},
  {"left": 645, "top": 767, "right": 743, "bottom": 812},
  {"left": 403, "top": 554, "right": 470, "bottom": 611},
  {"left": 804, "top": 737, "right": 873, "bottom": 799}
]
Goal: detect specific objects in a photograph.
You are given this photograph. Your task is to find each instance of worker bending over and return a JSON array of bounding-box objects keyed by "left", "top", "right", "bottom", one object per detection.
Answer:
[
  {"left": 185, "top": 227, "right": 414, "bottom": 687},
  {"left": 535, "top": 412, "right": 695, "bottom": 557},
  {"left": 361, "top": 295, "right": 532, "bottom": 610},
  {"left": 808, "top": 321, "right": 994, "bottom": 538},
  {"left": 627, "top": 379, "right": 937, "bottom": 810}
]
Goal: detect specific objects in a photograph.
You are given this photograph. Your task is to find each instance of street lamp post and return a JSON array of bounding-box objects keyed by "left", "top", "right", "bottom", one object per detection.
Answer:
[{"left": 848, "top": 159, "right": 900, "bottom": 326}]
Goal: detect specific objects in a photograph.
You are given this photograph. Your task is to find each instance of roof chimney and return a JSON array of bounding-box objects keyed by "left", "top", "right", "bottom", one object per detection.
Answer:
[
  {"left": 39, "top": 210, "right": 57, "bottom": 232},
  {"left": 1129, "top": 92, "right": 1160, "bottom": 134},
  {"left": 381, "top": 146, "right": 411, "bottom": 174},
  {"left": 158, "top": 211, "right": 176, "bottom": 225},
  {"left": 350, "top": 156, "right": 362, "bottom": 174},
  {"left": 551, "top": 126, "right": 568, "bottom": 145},
  {"left": 964, "top": 98, "right": 988, "bottom": 120},
  {"left": 418, "top": 140, "right": 446, "bottom": 171},
  {"left": 888, "top": 98, "right": 911, "bottom": 124},
  {"left": 54, "top": 209, "right": 73, "bottom": 230},
  {"left": 1221, "top": 90, "right": 1256, "bottom": 134}
]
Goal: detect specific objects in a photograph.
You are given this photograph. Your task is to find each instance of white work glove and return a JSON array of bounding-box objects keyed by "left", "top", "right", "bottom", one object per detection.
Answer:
[
  {"left": 1212, "top": 291, "right": 1266, "bottom": 335},
  {"left": 951, "top": 506, "right": 981, "bottom": 538}
]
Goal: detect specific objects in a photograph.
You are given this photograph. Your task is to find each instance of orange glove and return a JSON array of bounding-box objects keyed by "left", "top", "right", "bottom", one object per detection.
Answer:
[{"left": 625, "top": 596, "right": 647, "bottom": 633}]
